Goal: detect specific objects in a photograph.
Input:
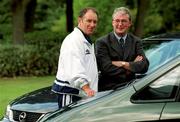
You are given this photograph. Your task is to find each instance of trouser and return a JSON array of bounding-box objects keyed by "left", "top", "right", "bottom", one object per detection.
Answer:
[{"left": 57, "top": 94, "right": 81, "bottom": 109}]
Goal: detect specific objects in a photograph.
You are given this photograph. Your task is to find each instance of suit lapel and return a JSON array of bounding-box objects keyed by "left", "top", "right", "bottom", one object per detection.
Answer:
[{"left": 109, "top": 33, "right": 124, "bottom": 57}]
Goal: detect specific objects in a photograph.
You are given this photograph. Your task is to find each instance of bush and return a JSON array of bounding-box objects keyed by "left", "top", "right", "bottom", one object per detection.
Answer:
[
  {"left": 0, "top": 44, "right": 56, "bottom": 77},
  {"left": 0, "top": 45, "right": 23, "bottom": 77},
  {"left": 0, "top": 30, "right": 66, "bottom": 77}
]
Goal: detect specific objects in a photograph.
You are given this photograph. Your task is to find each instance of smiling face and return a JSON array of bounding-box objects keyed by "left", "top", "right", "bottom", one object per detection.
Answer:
[
  {"left": 112, "top": 11, "right": 132, "bottom": 37},
  {"left": 78, "top": 10, "right": 98, "bottom": 36}
]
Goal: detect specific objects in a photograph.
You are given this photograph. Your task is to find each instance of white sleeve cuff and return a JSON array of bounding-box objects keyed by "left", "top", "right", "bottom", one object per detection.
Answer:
[{"left": 79, "top": 79, "right": 89, "bottom": 88}]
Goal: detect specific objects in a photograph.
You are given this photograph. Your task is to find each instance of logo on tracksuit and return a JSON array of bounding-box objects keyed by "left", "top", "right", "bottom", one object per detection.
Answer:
[{"left": 85, "top": 49, "right": 90, "bottom": 54}]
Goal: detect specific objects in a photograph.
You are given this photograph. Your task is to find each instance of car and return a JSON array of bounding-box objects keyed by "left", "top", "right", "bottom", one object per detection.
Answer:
[
  {"left": 1, "top": 32, "right": 180, "bottom": 122},
  {"left": 38, "top": 55, "right": 180, "bottom": 122}
]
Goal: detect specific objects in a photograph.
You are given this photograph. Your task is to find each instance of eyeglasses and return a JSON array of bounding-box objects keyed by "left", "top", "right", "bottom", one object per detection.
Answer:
[{"left": 113, "top": 19, "right": 129, "bottom": 24}]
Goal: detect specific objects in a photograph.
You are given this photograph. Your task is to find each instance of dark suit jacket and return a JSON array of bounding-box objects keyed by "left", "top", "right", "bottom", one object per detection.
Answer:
[{"left": 95, "top": 32, "right": 149, "bottom": 91}]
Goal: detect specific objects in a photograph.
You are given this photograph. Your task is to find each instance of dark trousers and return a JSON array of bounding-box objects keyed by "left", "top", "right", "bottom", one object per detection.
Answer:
[{"left": 57, "top": 94, "right": 81, "bottom": 109}]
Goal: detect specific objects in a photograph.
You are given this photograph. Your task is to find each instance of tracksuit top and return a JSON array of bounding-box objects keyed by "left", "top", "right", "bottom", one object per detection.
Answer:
[{"left": 52, "top": 27, "right": 98, "bottom": 97}]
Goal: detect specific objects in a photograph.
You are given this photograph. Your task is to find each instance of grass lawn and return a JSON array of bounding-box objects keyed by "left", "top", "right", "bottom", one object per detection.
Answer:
[{"left": 0, "top": 76, "right": 54, "bottom": 119}]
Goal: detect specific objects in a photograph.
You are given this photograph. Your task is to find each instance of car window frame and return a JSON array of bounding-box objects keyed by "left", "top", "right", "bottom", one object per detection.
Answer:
[{"left": 131, "top": 64, "right": 180, "bottom": 104}]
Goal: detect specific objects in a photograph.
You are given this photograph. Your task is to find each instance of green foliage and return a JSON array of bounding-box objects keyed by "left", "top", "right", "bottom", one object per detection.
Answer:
[
  {"left": 0, "top": 0, "right": 12, "bottom": 42},
  {"left": 0, "top": 0, "right": 179, "bottom": 77},
  {"left": 144, "top": 14, "right": 163, "bottom": 36},
  {"left": 0, "top": 45, "right": 23, "bottom": 77},
  {"left": 0, "top": 0, "right": 68, "bottom": 77},
  {"left": 0, "top": 23, "right": 12, "bottom": 44},
  {"left": 24, "top": 30, "right": 65, "bottom": 44},
  {"left": 0, "top": 0, "right": 11, "bottom": 23},
  {"left": 0, "top": 30, "right": 64, "bottom": 77},
  {"left": 74, "top": 0, "right": 126, "bottom": 41},
  {"left": 35, "top": 0, "right": 66, "bottom": 32},
  {"left": 51, "top": 14, "right": 67, "bottom": 35},
  {"left": 146, "top": 0, "right": 180, "bottom": 34}
]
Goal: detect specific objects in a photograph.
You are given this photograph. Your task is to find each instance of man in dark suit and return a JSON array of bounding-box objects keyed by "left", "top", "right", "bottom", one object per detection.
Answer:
[{"left": 96, "top": 7, "right": 149, "bottom": 91}]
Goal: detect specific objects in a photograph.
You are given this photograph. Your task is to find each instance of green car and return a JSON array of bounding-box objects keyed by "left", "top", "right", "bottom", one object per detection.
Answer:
[
  {"left": 38, "top": 56, "right": 180, "bottom": 122},
  {"left": 2, "top": 33, "right": 180, "bottom": 122}
]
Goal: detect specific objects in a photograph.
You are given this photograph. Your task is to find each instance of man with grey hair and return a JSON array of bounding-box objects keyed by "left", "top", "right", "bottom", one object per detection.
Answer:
[{"left": 96, "top": 7, "right": 149, "bottom": 91}]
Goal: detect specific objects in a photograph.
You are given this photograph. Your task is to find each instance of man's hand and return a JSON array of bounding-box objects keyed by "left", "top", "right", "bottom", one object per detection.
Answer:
[
  {"left": 81, "top": 84, "right": 95, "bottom": 97},
  {"left": 134, "top": 55, "right": 143, "bottom": 62},
  {"left": 112, "top": 61, "right": 131, "bottom": 70}
]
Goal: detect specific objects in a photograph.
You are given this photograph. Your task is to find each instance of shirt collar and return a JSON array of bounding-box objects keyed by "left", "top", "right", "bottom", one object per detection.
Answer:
[
  {"left": 113, "top": 32, "right": 127, "bottom": 41},
  {"left": 77, "top": 27, "right": 92, "bottom": 44}
]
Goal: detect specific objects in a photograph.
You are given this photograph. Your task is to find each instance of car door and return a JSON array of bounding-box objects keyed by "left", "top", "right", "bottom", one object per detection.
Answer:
[
  {"left": 132, "top": 63, "right": 180, "bottom": 121},
  {"left": 160, "top": 65, "right": 180, "bottom": 121}
]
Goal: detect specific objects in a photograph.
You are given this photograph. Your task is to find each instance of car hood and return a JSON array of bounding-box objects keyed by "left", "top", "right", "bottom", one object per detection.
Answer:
[
  {"left": 9, "top": 87, "right": 113, "bottom": 114},
  {"left": 10, "top": 86, "right": 58, "bottom": 113},
  {"left": 38, "top": 90, "right": 114, "bottom": 122}
]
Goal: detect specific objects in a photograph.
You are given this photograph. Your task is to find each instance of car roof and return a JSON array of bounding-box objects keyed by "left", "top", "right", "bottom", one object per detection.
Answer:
[{"left": 143, "top": 32, "right": 180, "bottom": 41}]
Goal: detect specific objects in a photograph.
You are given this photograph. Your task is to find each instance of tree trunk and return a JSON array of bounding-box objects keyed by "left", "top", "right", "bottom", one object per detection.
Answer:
[
  {"left": 11, "top": 0, "right": 31, "bottom": 44},
  {"left": 134, "top": 0, "right": 150, "bottom": 38},
  {"left": 25, "top": 0, "right": 37, "bottom": 32},
  {"left": 66, "top": 0, "right": 73, "bottom": 32}
]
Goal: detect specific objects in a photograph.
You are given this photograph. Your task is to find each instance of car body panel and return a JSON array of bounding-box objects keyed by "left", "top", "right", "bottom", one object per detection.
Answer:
[
  {"left": 10, "top": 86, "right": 58, "bottom": 113},
  {"left": 38, "top": 56, "right": 180, "bottom": 122},
  {"left": 39, "top": 86, "right": 165, "bottom": 122},
  {"left": 161, "top": 102, "right": 180, "bottom": 120}
]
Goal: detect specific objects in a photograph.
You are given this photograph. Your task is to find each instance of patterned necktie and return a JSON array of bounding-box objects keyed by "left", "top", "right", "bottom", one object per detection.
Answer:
[
  {"left": 119, "top": 38, "right": 124, "bottom": 48},
  {"left": 119, "top": 38, "right": 124, "bottom": 57}
]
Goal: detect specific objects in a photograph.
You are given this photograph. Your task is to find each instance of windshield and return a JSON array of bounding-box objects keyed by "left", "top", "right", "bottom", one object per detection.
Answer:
[{"left": 144, "top": 39, "right": 180, "bottom": 73}]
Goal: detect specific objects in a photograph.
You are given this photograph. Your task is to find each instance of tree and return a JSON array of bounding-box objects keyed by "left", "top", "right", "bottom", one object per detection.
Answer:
[
  {"left": 66, "top": 0, "right": 73, "bottom": 32},
  {"left": 25, "top": 0, "right": 37, "bottom": 32},
  {"left": 134, "top": 0, "right": 150, "bottom": 37},
  {"left": 11, "top": 0, "right": 36, "bottom": 44}
]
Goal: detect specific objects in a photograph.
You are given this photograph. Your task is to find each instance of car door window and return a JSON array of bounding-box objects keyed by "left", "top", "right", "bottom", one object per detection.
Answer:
[{"left": 132, "top": 65, "right": 180, "bottom": 101}]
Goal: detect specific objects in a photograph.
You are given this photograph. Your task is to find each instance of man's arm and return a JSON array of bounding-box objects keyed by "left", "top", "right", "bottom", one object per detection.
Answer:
[
  {"left": 112, "top": 55, "right": 143, "bottom": 70},
  {"left": 129, "top": 40, "right": 149, "bottom": 73},
  {"left": 95, "top": 39, "right": 126, "bottom": 77}
]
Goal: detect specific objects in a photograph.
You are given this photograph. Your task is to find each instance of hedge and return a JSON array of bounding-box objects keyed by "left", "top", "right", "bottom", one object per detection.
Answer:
[{"left": 0, "top": 31, "right": 65, "bottom": 77}]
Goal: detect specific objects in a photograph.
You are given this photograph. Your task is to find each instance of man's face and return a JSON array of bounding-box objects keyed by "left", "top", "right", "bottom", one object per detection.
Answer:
[
  {"left": 112, "top": 11, "right": 131, "bottom": 36},
  {"left": 78, "top": 10, "right": 98, "bottom": 36}
]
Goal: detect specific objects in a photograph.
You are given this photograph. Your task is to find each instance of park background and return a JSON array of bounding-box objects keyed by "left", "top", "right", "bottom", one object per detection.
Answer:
[{"left": 0, "top": 0, "right": 180, "bottom": 118}]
